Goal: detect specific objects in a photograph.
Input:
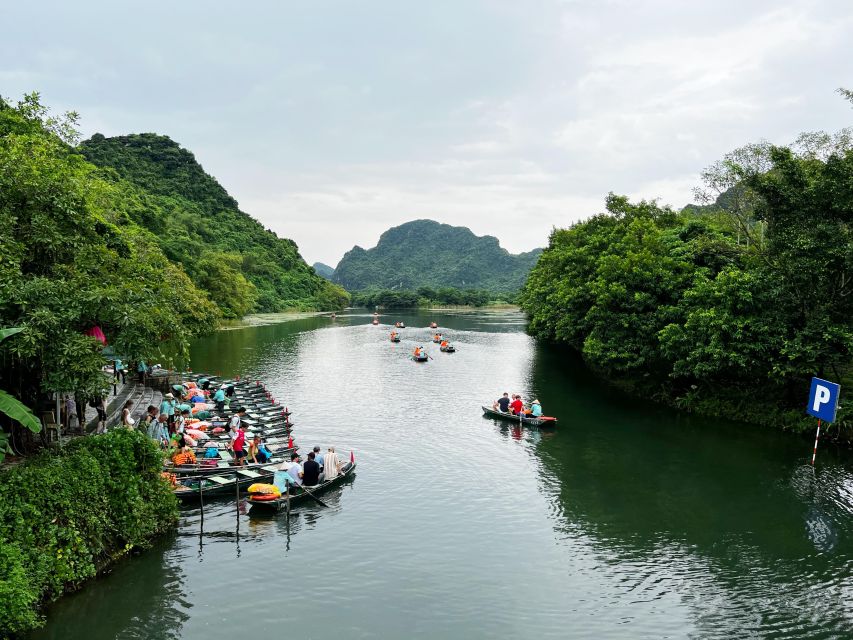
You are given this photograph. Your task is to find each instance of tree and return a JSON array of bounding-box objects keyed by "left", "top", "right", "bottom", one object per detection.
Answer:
[{"left": 0, "top": 328, "right": 41, "bottom": 462}]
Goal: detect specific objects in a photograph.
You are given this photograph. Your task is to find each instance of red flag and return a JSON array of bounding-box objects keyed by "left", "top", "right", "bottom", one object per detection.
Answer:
[
  {"left": 288, "top": 437, "right": 293, "bottom": 448},
  {"left": 350, "top": 451, "right": 355, "bottom": 463}
]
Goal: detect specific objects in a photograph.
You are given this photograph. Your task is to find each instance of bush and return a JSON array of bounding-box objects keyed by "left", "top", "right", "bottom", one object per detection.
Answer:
[{"left": 0, "top": 429, "right": 177, "bottom": 636}]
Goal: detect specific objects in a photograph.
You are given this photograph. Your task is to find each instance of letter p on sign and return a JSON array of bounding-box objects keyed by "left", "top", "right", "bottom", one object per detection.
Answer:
[{"left": 807, "top": 377, "right": 840, "bottom": 423}]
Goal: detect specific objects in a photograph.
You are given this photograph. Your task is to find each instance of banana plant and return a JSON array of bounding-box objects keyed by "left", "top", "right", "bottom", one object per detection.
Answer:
[{"left": 0, "top": 328, "right": 42, "bottom": 462}]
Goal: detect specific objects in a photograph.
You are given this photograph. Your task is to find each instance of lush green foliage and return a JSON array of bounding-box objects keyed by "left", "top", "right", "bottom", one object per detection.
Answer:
[
  {"left": 521, "top": 139, "right": 853, "bottom": 430},
  {"left": 351, "top": 287, "right": 515, "bottom": 308},
  {"left": 0, "top": 95, "right": 219, "bottom": 419},
  {"left": 0, "top": 429, "right": 177, "bottom": 635},
  {"left": 0, "top": 329, "right": 41, "bottom": 463},
  {"left": 79, "top": 133, "right": 349, "bottom": 315},
  {"left": 333, "top": 219, "right": 542, "bottom": 292}
]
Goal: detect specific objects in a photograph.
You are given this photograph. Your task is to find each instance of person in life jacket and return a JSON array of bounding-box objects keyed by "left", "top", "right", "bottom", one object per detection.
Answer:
[
  {"left": 440, "top": 340, "right": 448, "bottom": 348},
  {"left": 413, "top": 347, "right": 421, "bottom": 357}
]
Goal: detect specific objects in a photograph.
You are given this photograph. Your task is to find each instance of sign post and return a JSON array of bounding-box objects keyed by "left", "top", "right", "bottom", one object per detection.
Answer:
[{"left": 806, "top": 377, "right": 840, "bottom": 465}]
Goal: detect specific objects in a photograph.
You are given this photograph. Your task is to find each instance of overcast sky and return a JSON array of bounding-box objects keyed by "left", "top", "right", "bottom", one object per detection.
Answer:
[{"left": 3, "top": 1, "right": 852, "bottom": 266}]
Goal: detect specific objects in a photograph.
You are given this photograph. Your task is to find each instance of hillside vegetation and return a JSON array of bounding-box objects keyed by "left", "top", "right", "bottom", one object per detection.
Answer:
[
  {"left": 521, "top": 131, "right": 853, "bottom": 431},
  {"left": 80, "top": 133, "right": 349, "bottom": 316},
  {"left": 0, "top": 94, "right": 218, "bottom": 411},
  {"left": 332, "top": 219, "right": 541, "bottom": 292}
]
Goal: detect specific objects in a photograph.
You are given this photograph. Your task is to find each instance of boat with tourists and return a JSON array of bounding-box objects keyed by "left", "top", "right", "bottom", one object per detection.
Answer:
[
  {"left": 171, "top": 463, "right": 280, "bottom": 502},
  {"left": 390, "top": 333, "right": 401, "bottom": 343},
  {"left": 395, "top": 321, "right": 406, "bottom": 328},
  {"left": 481, "top": 405, "right": 557, "bottom": 427},
  {"left": 247, "top": 460, "right": 357, "bottom": 512},
  {"left": 440, "top": 344, "right": 456, "bottom": 353}
]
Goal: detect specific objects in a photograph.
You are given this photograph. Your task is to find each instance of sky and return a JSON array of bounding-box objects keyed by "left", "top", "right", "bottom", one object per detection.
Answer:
[{"left": 3, "top": 1, "right": 852, "bottom": 266}]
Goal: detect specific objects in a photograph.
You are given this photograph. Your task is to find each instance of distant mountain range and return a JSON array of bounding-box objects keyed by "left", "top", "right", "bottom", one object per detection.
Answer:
[
  {"left": 331, "top": 219, "right": 542, "bottom": 292},
  {"left": 312, "top": 262, "right": 335, "bottom": 280}
]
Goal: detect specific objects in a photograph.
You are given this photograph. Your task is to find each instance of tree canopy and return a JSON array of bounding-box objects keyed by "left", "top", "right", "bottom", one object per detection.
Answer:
[
  {"left": 79, "top": 132, "right": 349, "bottom": 316},
  {"left": 0, "top": 93, "right": 219, "bottom": 410},
  {"left": 521, "top": 134, "right": 853, "bottom": 430}
]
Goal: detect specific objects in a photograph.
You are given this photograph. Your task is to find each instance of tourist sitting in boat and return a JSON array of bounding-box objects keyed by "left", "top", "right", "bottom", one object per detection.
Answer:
[
  {"left": 282, "top": 452, "right": 303, "bottom": 486},
  {"left": 323, "top": 447, "right": 342, "bottom": 480},
  {"left": 440, "top": 339, "right": 449, "bottom": 348},
  {"left": 248, "top": 435, "right": 272, "bottom": 463},
  {"left": 510, "top": 395, "right": 524, "bottom": 415},
  {"left": 433, "top": 333, "right": 441, "bottom": 341},
  {"left": 312, "top": 446, "right": 324, "bottom": 471},
  {"left": 303, "top": 451, "right": 321, "bottom": 487},
  {"left": 493, "top": 392, "right": 510, "bottom": 413},
  {"left": 414, "top": 346, "right": 422, "bottom": 357},
  {"left": 529, "top": 399, "right": 542, "bottom": 417},
  {"left": 171, "top": 436, "right": 197, "bottom": 466}
]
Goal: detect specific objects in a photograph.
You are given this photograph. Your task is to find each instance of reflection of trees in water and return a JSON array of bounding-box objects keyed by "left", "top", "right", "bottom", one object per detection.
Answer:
[
  {"left": 527, "top": 342, "right": 853, "bottom": 637},
  {"left": 31, "top": 535, "right": 189, "bottom": 640}
]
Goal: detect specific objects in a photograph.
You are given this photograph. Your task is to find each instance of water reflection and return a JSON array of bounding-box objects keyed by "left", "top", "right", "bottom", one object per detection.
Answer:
[
  {"left": 528, "top": 340, "right": 853, "bottom": 637},
  {"left": 30, "top": 537, "right": 190, "bottom": 640},
  {"left": 32, "top": 310, "right": 853, "bottom": 639}
]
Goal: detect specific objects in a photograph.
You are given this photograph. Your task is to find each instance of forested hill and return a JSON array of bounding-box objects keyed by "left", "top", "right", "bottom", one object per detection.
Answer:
[
  {"left": 332, "top": 219, "right": 542, "bottom": 292},
  {"left": 312, "top": 262, "right": 335, "bottom": 280},
  {"left": 79, "top": 133, "right": 348, "bottom": 316}
]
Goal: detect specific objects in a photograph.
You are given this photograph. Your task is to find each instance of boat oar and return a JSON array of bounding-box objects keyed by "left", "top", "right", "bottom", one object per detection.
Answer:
[{"left": 301, "top": 485, "right": 329, "bottom": 508}]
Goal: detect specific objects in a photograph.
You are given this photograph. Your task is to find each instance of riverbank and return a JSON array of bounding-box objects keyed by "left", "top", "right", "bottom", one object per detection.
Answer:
[{"left": 0, "top": 430, "right": 177, "bottom": 636}]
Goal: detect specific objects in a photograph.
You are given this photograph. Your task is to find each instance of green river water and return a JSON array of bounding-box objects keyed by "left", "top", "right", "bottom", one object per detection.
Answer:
[{"left": 30, "top": 310, "right": 853, "bottom": 639}]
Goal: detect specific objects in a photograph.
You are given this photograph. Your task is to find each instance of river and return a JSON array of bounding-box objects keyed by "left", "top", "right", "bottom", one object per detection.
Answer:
[{"left": 31, "top": 310, "right": 853, "bottom": 639}]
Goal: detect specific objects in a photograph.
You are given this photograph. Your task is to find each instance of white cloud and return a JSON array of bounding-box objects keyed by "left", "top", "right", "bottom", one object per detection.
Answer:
[{"left": 2, "top": 0, "right": 852, "bottom": 266}]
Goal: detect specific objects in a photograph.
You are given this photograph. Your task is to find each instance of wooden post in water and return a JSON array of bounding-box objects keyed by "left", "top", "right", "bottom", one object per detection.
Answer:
[
  {"left": 285, "top": 483, "right": 291, "bottom": 519},
  {"left": 811, "top": 419, "right": 823, "bottom": 465},
  {"left": 199, "top": 475, "right": 205, "bottom": 524}
]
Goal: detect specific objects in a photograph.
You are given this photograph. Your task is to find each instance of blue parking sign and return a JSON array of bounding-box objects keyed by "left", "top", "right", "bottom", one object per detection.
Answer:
[{"left": 807, "top": 377, "right": 840, "bottom": 423}]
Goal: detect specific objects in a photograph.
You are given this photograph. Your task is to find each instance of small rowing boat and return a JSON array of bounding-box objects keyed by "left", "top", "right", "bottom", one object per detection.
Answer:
[
  {"left": 481, "top": 405, "right": 557, "bottom": 427},
  {"left": 390, "top": 335, "right": 401, "bottom": 343},
  {"left": 440, "top": 345, "right": 456, "bottom": 353},
  {"left": 172, "top": 464, "right": 279, "bottom": 502},
  {"left": 412, "top": 354, "right": 428, "bottom": 362},
  {"left": 248, "top": 461, "right": 357, "bottom": 512}
]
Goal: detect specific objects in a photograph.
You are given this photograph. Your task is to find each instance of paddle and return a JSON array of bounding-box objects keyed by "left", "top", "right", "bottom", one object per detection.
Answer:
[{"left": 300, "top": 485, "right": 329, "bottom": 508}]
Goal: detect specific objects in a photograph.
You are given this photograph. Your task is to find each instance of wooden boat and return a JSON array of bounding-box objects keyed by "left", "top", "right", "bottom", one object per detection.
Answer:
[
  {"left": 372, "top": 319, "right": 380, "bottom": 325},
  {"left": 412, "top": 354, "right": 428, "bottom": 362},
  {"left": 481, "top": 405, "right": 557, "bottom": 427},
  {"left": 247, "top": 461, "right": 357, "bottom": 512},
  {"left": 429, "top": 322, "right": 438, "bottom": 329},
  {"left": 394, "top": 321, "right": 406, "bottom": 328},
  {"left": 173, "top": 464, "right": 278, "bottom": 502},
  {"left": 390, "top": 335, "right": 401, "bottom": 343},
  {"left": 440, "top": 345, "right": 456, "bottom": 353}
]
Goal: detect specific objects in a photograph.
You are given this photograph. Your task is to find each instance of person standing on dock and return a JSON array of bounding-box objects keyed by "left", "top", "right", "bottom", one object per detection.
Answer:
[
  {"left": 213, "top": 386, "right": 226, "bottom": 414},
  {"left": 160, "top": 393, "right": 177, "bottom": 433}
]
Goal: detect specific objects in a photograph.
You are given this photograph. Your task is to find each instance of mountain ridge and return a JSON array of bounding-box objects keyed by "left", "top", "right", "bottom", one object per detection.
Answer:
[
  {"left": 79, "top": 133, "right": 349, "bottom": 315},
  {"left": 332, "top": 219, "right": 542, "bottom": 292}
]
